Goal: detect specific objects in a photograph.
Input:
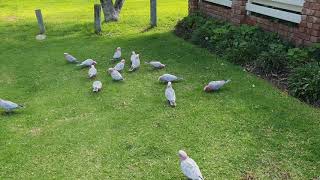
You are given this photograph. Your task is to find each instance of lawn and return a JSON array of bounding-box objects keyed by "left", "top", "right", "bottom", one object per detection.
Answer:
[{"left": 0, "top": 0, "right": 320, "bottom": 179}]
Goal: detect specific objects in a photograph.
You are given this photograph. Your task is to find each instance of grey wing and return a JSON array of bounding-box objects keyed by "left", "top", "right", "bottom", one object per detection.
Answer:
[
  {"left": 181, "top": 160, "right": 203, "bottom": 180},
  {"left": 2, "top": 100, "right": 18, "bottom": 109},
  {"left": 209, "top": 81, "right": 225, "bottom": 90},
  {"left": 165, "top": 88, "right": 176, "bottom": 101}
]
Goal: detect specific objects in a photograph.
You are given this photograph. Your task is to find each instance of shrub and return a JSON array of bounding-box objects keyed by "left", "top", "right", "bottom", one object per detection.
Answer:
[
  {"left": 255, "top": 43, "right": 289, "bottom": 74},
  {"left": 308, "top": 43, "right": 320, "bottom": 64},
  {"left": 288, "top": 63, "right": 320, "bottom": 105},
  {"left": 287, "top": 48, "right": 310, "bottom": 68},
  {"left": 190, "top": 20, "right": 221, "bottom": 47},
  {"left": 174, "top": 14, "right": 207, "bottom": 40}
]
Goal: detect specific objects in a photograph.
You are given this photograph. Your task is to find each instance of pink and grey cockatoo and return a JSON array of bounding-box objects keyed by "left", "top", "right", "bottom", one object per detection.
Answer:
[
  {"left": 130, "top": 51, "right": 136, "bottom": 63},
  {"left": 158, "top": 74, "right": 183, "bottom": 83},
  {"left": 178, "top": 150, "right": 204, "bottom": 180},
  {"left": 204, "top": 80, "right": 231, "bottom": 92},
  {"left": 64, "top": 53, "right": 78, "bottom": 63},
  {"left": 129, "top": 53, "right": 140, "bottom": 72},
  {"left": 145, "top": 61, "right": 165, "bottom": 69},
  {"left": 113, "top": 47, "right": 121, "bottom": 60},
  {"left": 114, "top": 59, "right": 125, "bottom": 72},
  {"left": 77, "top": 59, "right": 97, "bottom": 67},
  {"left": 108, "top": 68, "right": 124, "bottom": 81},
  {"left": 0, "top": 99, "right": 24, "bottom": 113},
  {"left": 165, "top": 82, "right": 176, "bottom": 107},
  {"left": 92, "top": 81, "right": 102, "bottom": 92},
  {"left": 88, "top": 65, "right": 97, "bottom": 78}
]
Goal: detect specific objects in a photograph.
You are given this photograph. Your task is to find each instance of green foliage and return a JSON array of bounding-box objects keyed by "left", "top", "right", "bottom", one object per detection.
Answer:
[
  {"left": 256, "top": 43, "right": 289, "bottom": 73},
  {"left": 308, "top": 43, "right": 320, "bottom": 64},
  {"left": 287, "top": 48, "right": 310, "bottom": 68},
  {"left": 174, "top": 13, "right": 207, "bottom": 40},
  {"left": 289, "top": 63, "right": 320, "bottom": 104}
]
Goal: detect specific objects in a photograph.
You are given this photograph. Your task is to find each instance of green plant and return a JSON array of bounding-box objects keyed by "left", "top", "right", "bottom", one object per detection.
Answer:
[
  {"left": 255, "top": 43, "right": 289, "bottom": 74},
  {"left": 288, "top": 63, "right": 320, "bottom": 104},
  {"left": 174, "top": 13, "right": 207, "bottom": 40},
  {"left": 287, "top": 48, "right": 310, "bottom": 68},
  {"left": 308, "top": 43, "right": 320, "bottom": 64}
]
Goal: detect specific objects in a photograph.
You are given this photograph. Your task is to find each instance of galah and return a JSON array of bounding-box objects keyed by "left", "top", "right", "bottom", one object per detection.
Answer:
[
  {"left": 88, "top": 65, "right": 97, "bottom": 78},
  {"left": 108, "top": 68, "right": 124, "bottom": 81},
  {"left": 130, "top": 51, "right": 136, "bottom": 63},
  {"left": 113, "top": 47, "right": 121, "bottom": 60},
  {"left": 77, "top": 59, "right": 97, "bottom": 67},
  {"left": 178, "top": 150, "right": 204, "bottom": 180},
  {"left": 114, "top": 59, "right": 125, "bottom": 72},
  {"left": 204, "top": 80, "right": 231, "bottom": 92},
  {"left": 165, "top": 82, "right": 176, "bottom": 107},
  {"left": 145, "top": 61, "right": 165, "bottom": 69},
  {"left": 129, "top": 54, "right": 140, "bottom": 72},
  {"left": 158, "top": 74, "right": 183, "bottom": 83},
  {"left": 92, "top": 81, "right": 102, "bottom": 92},
  {"left": 64, "top": 53, "right": 78, "bottom": 63},
  {"left": 0, "top": 99, "right": 24, "bottom": 112}
]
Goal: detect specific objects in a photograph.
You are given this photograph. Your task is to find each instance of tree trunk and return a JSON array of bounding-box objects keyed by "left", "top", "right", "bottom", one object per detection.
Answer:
[{"left": 100, "top": 0, "right": 125, "bottom": 22}]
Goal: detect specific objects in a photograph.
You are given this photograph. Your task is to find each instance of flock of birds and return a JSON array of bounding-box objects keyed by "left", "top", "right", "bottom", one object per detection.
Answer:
[{"left": 0, "top": 47, "right": 232, "bottom": 180}]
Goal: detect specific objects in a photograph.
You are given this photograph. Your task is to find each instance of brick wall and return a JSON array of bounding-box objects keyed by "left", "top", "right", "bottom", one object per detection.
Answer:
[{"left": 189, "top": 0, "right": 320, "bottom": 46}]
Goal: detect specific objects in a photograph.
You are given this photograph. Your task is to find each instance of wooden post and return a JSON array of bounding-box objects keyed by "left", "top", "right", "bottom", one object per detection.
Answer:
[
  {"left": 94, "top": 4, "right": 102, "bottom": 34},
  {"left": 150, "top": 0, "right": 157, "bottom": 27},
  {"left": 35, "top": 9, "right": 45, "bottom": 34}
]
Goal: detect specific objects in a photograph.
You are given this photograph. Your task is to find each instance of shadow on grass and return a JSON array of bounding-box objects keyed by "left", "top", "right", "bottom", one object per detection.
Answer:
[{"left": 140, "top": 25, "right": 156, "bottom": 33}]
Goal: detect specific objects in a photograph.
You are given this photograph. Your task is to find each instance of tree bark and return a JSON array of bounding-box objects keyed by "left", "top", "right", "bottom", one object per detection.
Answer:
[{"left": 100, "top": 0, "right": 125, "bottom": 22}]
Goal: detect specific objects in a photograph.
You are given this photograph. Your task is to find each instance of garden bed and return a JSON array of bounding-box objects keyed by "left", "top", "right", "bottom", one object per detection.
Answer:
[{"left": 174, "top": 13, "right": 320, "bottom": 107}]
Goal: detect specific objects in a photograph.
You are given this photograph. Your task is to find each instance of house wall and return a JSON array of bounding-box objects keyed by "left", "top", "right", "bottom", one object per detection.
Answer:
[{"left": 188, "top": 0, "right": 320, "bottom": 46}]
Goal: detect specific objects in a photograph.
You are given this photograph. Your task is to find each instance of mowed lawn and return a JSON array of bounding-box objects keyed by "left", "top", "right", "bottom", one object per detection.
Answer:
[{"left": 0, "top": 0, "right": 320, "bottom": 179}]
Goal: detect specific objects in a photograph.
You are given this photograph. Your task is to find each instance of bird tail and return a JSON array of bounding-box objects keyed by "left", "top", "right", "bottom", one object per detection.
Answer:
[
  {"left": 177, "top": 77, "right": 184, "bottom": 81},
  {"left": 225, "top": 79, "right": 231, "bottom": 84},
  {"left": 76, "top": 63, "right": 82, "bottom": 66},
  {"left": 144, "top": 62, "right": 150, "bottom": 65},
  {"left": 18, "top": 104, "right": 24, "bottom": 108}
]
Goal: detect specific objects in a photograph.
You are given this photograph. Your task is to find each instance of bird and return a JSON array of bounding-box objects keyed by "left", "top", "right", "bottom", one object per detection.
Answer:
[
  {"left": 0, "top": 99, "right": 24, "bottom": 113},
  {"left": 145, "top": 61, "right": 165, "bottom": 69},
  {"left": 114, "top": 59, "right": 125, "bottom": 72},
  {"left": 108, "top": 68, "right": 124, "bottom": 81},
  {"left": 165, "top": 82, "right": 176, "bottom": 107},
  {"left": 77, "top": 59, "right": 97, "bottom": 67},
  {"left": 113, "top": 47, "right": 121, "bottom": 61},
  {"left": 178, "top": 150, "right": 204, "bottom": 180},
  {"left": 158, "top": 74, "right": 183, "bottom": 83},
  {"left": 64, "top": 53, "right": 78, "bottom": 63},
  {"left": 204, "top": 80, "right": 231, "bottom": 92},
  {"left": 129, "top": 54, "right": 140, "bottom": 72},
  {"left": 92, "top": 81, "right": 102, "bottom": 92},
  {"left": 88, "top": 65, "right": 97, "bottom": 78},
  {"left": 130, "top": 51, "right": 136, "bottom": 63}
]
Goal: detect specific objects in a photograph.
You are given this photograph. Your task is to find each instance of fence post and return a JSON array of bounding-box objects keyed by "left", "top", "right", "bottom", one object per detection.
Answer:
[
  {"left": 35, "top": 9, "right": 45, "bottom": 34},
  {"left": 150, "top": 0, "right": 157, "bottom": 27},
  {"left": 94, "top": 4, "right": 102, "bottom": 34}
]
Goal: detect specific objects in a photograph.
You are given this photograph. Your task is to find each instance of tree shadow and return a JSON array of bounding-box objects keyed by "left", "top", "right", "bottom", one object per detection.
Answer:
[{"left": 140, "top": 25, "right": 156, "bottom": 33}]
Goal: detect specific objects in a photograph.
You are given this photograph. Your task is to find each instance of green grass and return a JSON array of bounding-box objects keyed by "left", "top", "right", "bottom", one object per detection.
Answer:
[{"left": 0, "top": 0, "right": 320, "bottom": 179}]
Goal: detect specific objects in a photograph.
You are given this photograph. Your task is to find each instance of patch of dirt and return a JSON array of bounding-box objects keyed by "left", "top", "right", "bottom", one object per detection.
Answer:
[
  {"left": 5, "top": 16, "right": 17, "bottom": 22},
  {"left": 241, "top": 171, "right": 255, "bottom": 180},
  {"left": 244, "top": 64, "right": 289, "bottom": 92},
  {"left": 244, "top": 64, "right": 320, "bottom": 108},
  {"left": 30, "top": 128, "right": 41, "bottom": 136}
]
